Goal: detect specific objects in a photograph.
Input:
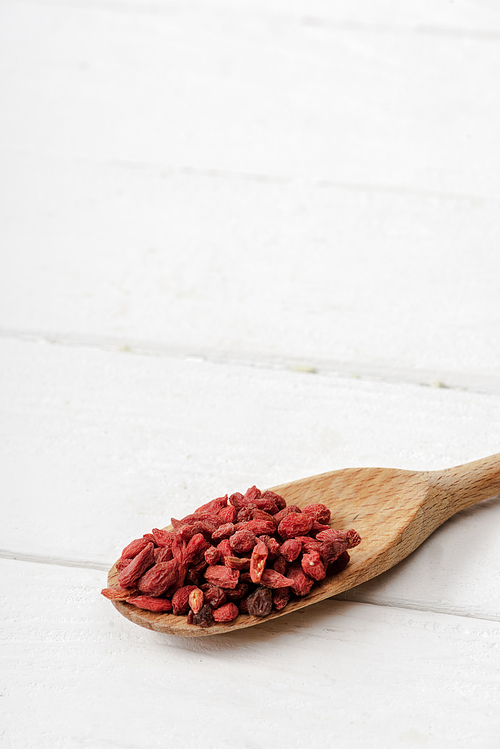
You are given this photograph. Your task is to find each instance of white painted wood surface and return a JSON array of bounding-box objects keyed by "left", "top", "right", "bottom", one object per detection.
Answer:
[{"left": 1, "top": 0, "right": 500, "bottom": 746}]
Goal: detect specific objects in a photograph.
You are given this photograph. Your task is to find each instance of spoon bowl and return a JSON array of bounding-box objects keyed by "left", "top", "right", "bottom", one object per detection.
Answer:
[{"left": 107, "top": 453, "right": 500, "bottom": 636}]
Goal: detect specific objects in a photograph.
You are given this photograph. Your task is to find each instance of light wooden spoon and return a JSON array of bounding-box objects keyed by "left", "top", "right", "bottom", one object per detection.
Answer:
[{"left": 107, "top": 453, "right": 500, "bottom": 637}]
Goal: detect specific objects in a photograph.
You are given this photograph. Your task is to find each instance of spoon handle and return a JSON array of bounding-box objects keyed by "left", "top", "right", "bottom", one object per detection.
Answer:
[{"left": 427, "top": 453, "right": 500, "bottom": 517}]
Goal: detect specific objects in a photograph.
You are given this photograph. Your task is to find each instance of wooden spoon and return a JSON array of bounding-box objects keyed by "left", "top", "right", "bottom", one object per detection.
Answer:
[{"left": 108, "top": 453, "right": 500, "bottom": 637}]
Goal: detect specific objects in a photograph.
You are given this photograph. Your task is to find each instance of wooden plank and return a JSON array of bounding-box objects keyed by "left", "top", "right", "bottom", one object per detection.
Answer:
[
  {"left": 1, "top": 0, "right": 499, "bottom": 195},
  {"left": 2, "top": 558, "right": 500, "bottom": 748},
  {"left": 1, "top": 153, "right": 500, "bottom": 388},
  {"left": 1, "top": 338, "right": 499, "bottom": 620}
]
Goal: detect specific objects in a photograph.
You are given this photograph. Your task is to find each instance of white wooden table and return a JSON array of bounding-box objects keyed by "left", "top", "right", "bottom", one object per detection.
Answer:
[{"left": 1, "top": 1, "right": 500, "bottom": 746}]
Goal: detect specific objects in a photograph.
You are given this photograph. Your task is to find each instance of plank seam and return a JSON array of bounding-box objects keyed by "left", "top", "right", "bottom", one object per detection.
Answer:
[{"left": 1, "top": 327, "right": 499, "bottom": 397}]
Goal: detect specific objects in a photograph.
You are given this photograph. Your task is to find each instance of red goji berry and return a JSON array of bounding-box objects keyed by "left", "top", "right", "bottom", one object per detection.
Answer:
[
  {"left": 250, "top": 539, "right": 268, "bottom": 583},
  {"left": 137, "top": 559, "right": 179, "bottom": 597},
  {"left": 118, "top": 542, "right": 155, "bottom": 587},
  {"left": 229, "top": 529, "right": 256, "bottom": 554},
  {"left": 204, "top": 565, "right": 240, "bottom": 589},
  {"left": 172, "top": 585, "right": 198, "bottom": 616},
  {"left": 302, "top": 503, "right": 331, "bottom": 524},
  {"left": 128, "top": 596, "right": 173, "bottom": 612},
  {"left": 301, "top": 550, "right": 326, "bottom": 581},
  {"left": 278, "top": 513, "right": 313, "bottom": 539},
  {"left": 213, "top": 602, "right": 239, "bottom": 622}
]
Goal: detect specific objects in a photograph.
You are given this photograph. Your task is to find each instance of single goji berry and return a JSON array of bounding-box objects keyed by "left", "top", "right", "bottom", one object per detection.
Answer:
[
  {"left": 121, "top": 537, "right": 149, "bottom": 559},
  {"left": 229, "top": 529, "right": 256, "bottom": 554},
  {"left": 224, "top": 555, "right": 250, "bottom": 570},
  {"left": 302, "top": 503, "right": 331, "bottom": 524},
  {"left": 280, "top": 538, "right": 302, "bottom": 562},
  {"left": 194, "top": 496, "right": 228, "bottom": 515},
  {"left": 118, "top": 542, "right": 155, "bottom": 587},
  {"left": 261, "top": 490, "right": 286, "bottom": 510},
  {"left": 204, "top": 565, "right": 240, "bottom": 589},
  {"left": 327, "top": 550, "right": 350, "bottom": 574},
  {"left": 152, "top": 528, "right": 176, "bottom": 548},
  {"left": 260, "top": 569, "right": 294, "bottom": 588},
  {"left": 212, "top": 523, "right": 236, "bottom": 541},
  {"left": 273, "top": 556, "right": 288, "bottom": 576},
  {"left": 319, "top": 540, "right": 349, "bottom": 565},
  {"left": 128, "top": 596, "right": 173, "bottom": 612},
  {"left": 200, "top": 583, "right": 227, "bottom": 609},
  {"left": 301, "top": 550, "right": 326, "bottom": 581},
  {"left": 216, "top": 538, "right": 232, "bottom": 558},
  {"left": 273, "top": 505, "right": 302, "bottom": 524},
  {"left": 185, "top": 533, "right": 210, "bottom": 565},
  {"left": 213, "top": 602, "right": 239, "bottom": 622},
  {"left": 249, "top": 539, "right": 268, "bottom": 583},
  {"left": 137, "top": 559, "right": 179, "bottom": 597},
  {"left": 246, "top": 587, "right": 272, "bottom": 617},
  {"left": 188, "top": 587, "right": 204, "bottom": 614},
  {"left": 217, "top": 505, "right": 237, "bottom": 524},
  {"left": 172, "top": 585, "right": 198, "bottom": 616},
  {"left": 272, "top": 587, "right": 290, "bottom": 610},
  {"left": 101, "top": 586, "right": 136, "bottom": 601},
  {"left": 278, "top": 513, "right": 313, "bottom": 539},
  {"left": 204, "top": 546, "right": 221, "bottom": 566},
  {"left": 286, "top": 564, "right": 314, "bottom": 596}
]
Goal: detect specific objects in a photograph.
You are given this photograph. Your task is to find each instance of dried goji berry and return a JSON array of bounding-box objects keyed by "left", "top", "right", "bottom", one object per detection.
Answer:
[
  {"left": 204, "top": 546, "right": 221, "bottom": 566},
  {"left": 101, "top": 586, "right": 136, "bottom": 601},
  {"left": 273, "top": 505, "right": 302, "bottom": 523},
  {"left": 194, "top": 496, "right": 228, "bottom": 515},
  {"left": 217, "top": 505, "right": 237, "bottom": 524},
  {"left": 272, "top": 587, "right": 290, "bottom": 610},
  {"left": 229, "top": 529, "right": 256, "bottom": 554},
  {"left": 273, "top": 556, "right": 288, "bottom": 576},
  {"left": 200, "top": 583, "right": 227, "bottom": 609},
  {"left": 225, "top": 582, "right": 249, "bottom": 601},
  {"left": 328, "top": 550, "right": 350, "bottom": 574},
  {"left": 128, "top": 596, "right": 173, "bottom": 612},
  {"left": 172, "top": 585, "right": 198, "bottom": 616},
  {"left": 280, "top": 538, "right": 302, "bottom": 562},
  {"left": 204, "top": 565, "right": 240, "bottom": 589},
  {"left": 213, "top": 602, "right": 239, "bottom": 622},
  {"left": 189, "top": 603, "right": 213, "bottom": 628},
  {"left": 118, "top": 542, "right": 155, "bottom": 587},
  {"left": 301, "top": 550, "right": 326, "bottom": 581},
  {"left": 261, "top": 490, "right": 286, "bottom": 510},
  {"left": 247, "top": 587, "right": 272, "bottom": 617},
  {"left": 244, "top": 486, "right": 262, "bottom": 501},
  {"left": 121, "top": 537, "right": 149, "bottom": 559},
  {"left": 302, "top": 503, "right": 331, "bottom": 524},
  {"left": 319, "top": 540, "right": 349, "bottom": 565},
  {"left": 152, "top": 528, "right": 176, "bottom": 548},
  {"left": 185, "top": 533, "right": 210, "bottom": 565},
  {"left": 216, "top": 538, "right": 232, "bottom": 557},
  {"left": 238, "top": 519, "right": 276, "bottom": 535},
  {"left": 260, "top": 569, "right": 293, "bottom": 588},
  {"left": 188, "top": 587, "right": 204, "bottom": 614},
  {"left": 249, "top": 539, "right": 268, "bottom": 583},
  {"left": 278, "top": 513, "right": 313, "bottom": 539},
  {"left": 287, "top": 564, "right": 314, "bottom": 596},
  {"left": 137, "top": 559, "right": 179, "bottom": 597},
  {"left": 212, "top": 523, "right": 236, "bottom": 541},
  {"left": 224, "top": 555, "right": 250, "bottom": 570},
  {"left": 154, "top": 546, "right": 174, "bottom": 564}
]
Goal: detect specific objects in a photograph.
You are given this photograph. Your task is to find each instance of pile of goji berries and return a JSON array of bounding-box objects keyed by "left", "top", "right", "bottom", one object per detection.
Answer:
[{"left": 102, "top": 486, "right": 361, "bottom": 627}]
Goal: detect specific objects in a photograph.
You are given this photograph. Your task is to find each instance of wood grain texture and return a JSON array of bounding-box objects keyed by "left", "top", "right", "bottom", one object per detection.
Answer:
[{"left": 3, "top": 558, "right": 500, "bottom": 749}]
